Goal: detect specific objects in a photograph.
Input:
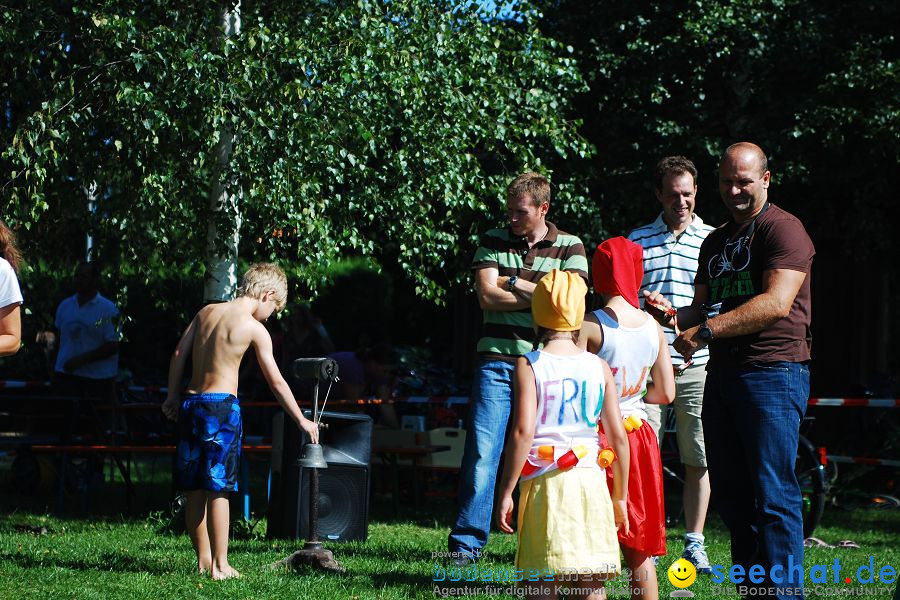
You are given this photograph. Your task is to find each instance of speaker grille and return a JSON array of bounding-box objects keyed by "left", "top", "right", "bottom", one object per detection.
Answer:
[
  {"left": 267, "top": 411, "right": 372, "bottom": 541},
  {"left": 299, "top": 465, "right": 369, "bottom": 542}
]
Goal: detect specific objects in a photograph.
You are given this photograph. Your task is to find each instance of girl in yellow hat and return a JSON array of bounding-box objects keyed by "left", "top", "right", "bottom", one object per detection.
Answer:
[{"left": 496, "top": 269, "right": 630, "bottom": 599}]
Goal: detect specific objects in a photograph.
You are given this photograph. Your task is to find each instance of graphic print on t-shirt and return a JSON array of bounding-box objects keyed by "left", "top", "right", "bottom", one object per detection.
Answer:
[
  {"left": 709, "top": 270, "right": 756, "bottom": 303},
  {"left": 707, "top": 234, "right": 752, "bottom": 278},
  {"left": 610, "top": 365, "right": 650, "bottom": 400},
  {"left": 539, "top": 377, "right": 602, "bottom": 426},
  {"left": 706, "top": 204, "right": 772, "bottom": 306},
  {"left": 707, "top": 230, "right": 757, "bottom": 305}
]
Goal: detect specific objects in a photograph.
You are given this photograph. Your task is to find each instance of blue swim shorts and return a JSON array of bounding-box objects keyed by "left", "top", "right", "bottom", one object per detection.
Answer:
[{"left": 175, "top": 393, "right": 242, "bottom": 492}]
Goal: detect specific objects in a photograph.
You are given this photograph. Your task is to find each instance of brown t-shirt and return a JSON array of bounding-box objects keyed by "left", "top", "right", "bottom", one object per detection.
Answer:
[{"left": 695, "top": 203, "right": 815, "bottom": 367}]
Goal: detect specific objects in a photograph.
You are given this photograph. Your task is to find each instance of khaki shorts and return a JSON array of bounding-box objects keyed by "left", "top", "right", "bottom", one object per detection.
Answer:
[
  {"left": 644, "top": 403, "right": 667, "bottom": 447},
  {"left": 674, "top": 364, "right": 707, "bottom": 467},
  {"left": 645, "top": 364, "right": 708, "bottom": 467}
]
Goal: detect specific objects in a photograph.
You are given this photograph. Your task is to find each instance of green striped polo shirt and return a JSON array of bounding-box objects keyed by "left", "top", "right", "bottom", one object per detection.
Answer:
[{"left": 472, "top": 222, "right": 588, "bottom": 360}]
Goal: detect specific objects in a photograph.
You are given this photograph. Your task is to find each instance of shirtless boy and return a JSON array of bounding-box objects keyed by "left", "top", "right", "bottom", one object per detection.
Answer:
[{"left": 161, "top": 263, "right": 319, "bottom": 580}]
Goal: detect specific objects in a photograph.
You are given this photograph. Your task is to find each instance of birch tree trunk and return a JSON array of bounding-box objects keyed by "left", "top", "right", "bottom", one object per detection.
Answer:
[{"left": 204, "top": 1, "right": 241, "bottom": 303}]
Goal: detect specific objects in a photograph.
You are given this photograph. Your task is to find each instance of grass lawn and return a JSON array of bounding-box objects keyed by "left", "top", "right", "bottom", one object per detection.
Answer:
[{"left": 0, "top": 459, "right": 898, "bottom": 599}]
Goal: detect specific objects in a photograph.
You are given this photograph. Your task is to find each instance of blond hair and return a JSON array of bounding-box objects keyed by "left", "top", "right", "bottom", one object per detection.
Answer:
[
  {"left": 237, "top": 263, "right": 288, "bottom": 310},
  {"left": 507, "top": 172, "right": 550, "bottom": 207}
]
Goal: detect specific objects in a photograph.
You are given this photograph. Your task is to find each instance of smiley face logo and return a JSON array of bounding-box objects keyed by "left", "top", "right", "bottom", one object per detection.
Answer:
[{"left": 667, "top": 558, "right": 697, "bottom": 588}]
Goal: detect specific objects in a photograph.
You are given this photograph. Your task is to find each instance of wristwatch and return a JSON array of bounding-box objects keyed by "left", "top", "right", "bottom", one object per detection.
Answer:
[
  {"left": 506, "top": 275, "right": 519, "bottom": 292},
  {"left": 698, "top": 322, "right": 715, "bottom": 342}
]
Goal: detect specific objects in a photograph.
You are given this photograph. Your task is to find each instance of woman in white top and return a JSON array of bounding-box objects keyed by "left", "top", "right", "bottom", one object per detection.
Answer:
[
  {"left": 496, "top": 269, "right": 630, "bottom": 600},
  {"left": 0, "top": 220, "right": 23, "bottom": 356}
]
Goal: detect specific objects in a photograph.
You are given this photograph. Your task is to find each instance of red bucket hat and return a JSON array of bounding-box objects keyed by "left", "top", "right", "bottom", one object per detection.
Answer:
[{"left": 591, "top": 237, "right": 644, "bottom": 309}]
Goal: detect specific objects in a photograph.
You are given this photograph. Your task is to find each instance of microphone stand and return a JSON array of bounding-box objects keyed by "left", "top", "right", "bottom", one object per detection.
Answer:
[{"left": 270, "top": 358, "right": 344, "bottom": 574}]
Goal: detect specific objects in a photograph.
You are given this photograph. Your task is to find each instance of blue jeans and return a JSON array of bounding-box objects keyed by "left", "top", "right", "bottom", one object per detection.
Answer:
[
  {"left": 448, "top": 359, "right": 515, "bottom": 557},
  {"left": 703, "top": 362, "right": 809, "bottom": 600}
]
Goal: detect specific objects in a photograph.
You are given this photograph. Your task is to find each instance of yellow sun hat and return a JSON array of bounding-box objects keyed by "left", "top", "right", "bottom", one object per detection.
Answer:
[{"left": 531, "top": 269, "right": 587, "bottom": 331}]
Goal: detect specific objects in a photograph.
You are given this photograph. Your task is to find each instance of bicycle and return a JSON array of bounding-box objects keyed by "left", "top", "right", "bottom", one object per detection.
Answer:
[
  {"left": 795, "top": 428, "right": 827, "bottom": 538},
  {"left": 659, "top": 408, "right": 685, "bottom": 528},
  {"left": 801, "top": 398, "right": 899, "bottom": 516}
]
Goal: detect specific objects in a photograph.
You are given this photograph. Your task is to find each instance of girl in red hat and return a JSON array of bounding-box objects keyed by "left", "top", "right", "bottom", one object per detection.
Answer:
[{"left": 580, "top": 237, "right": 676, "bottom": 600}]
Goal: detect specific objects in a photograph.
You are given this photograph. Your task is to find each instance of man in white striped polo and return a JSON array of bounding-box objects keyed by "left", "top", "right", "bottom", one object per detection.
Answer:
[{"left": 627, "top": 156, "right": 715, "bottom": 573}]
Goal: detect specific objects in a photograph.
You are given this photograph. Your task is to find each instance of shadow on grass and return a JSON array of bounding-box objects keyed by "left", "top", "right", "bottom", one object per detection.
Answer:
[
  {"left": 0, "top": 549, "right": 175, "bottom": 575},
  {"left": 269, "top": 561, "right": 435, "bottom": 591},
  {"left": 815, "top": 505, "right": 900, "bottom": 551},
  {"left": 0, "top": 506, "right": 180, "bottom": 533},
  {"left": 369, "top": 571, "right": 441, "bottom": 590},
  {"left": 257, "top": 542, "right": 516, "bottom": 571},
  {"left": 271, "top": 555, "right": 485, "bottom": 592}
]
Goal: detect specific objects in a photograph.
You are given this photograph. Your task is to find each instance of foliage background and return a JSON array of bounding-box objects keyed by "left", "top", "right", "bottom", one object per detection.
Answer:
[{"left": 1, "top": 0, "right": 897, "bottom": 388}]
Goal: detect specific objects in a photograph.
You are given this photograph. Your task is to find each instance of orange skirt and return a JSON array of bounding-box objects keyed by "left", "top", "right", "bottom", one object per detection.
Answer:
[{"left": 600, "top": 419, "right": 667, "bottom": 556}]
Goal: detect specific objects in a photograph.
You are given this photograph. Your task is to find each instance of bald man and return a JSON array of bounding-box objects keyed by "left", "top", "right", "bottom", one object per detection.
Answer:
[{"left": 645, "top": 143, "right": 814, "bottom": 600}]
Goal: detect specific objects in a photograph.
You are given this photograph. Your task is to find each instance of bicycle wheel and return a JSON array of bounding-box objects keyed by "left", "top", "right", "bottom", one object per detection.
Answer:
[
  {"left": 662, "top": 460, "right": 685, "bottom": 528},
  {"left": 796, "top": 434, "right": 826, "bottom": 538}
]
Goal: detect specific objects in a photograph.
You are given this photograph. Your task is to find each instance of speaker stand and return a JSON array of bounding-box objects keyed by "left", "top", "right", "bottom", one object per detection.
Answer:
[
  {"left": 271, "top": 467, "right": 346, "bottom": 573},
  {"left": 272, "top": 360, "right": 346, "bottom": 574}
]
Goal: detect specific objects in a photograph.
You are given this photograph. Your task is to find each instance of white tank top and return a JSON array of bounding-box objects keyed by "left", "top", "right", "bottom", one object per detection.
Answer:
[
  {"left": 521, "top": 349, "right": 605, "bottom": 480},
  {"left": 593, "top": 309, "right": 659, "bottom": 421}
]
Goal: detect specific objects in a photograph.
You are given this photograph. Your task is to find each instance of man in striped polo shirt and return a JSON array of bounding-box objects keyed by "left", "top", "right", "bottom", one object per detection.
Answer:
[
  {"left": 448, "top": 172, "right": 588, "bottom": 565},
  {"left": 627, "top": 156, "right": 715, "bottom": 573}
]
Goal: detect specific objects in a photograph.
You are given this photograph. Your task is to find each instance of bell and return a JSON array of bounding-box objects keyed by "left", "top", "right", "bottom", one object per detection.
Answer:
[{"left": 297, "top": 443, "right": 328, "bottom": 469}]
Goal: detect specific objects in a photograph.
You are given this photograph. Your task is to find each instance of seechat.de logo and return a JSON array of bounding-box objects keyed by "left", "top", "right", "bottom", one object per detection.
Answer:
[{"left": 667, "top": 558, "right": 697, "bottom": 597}]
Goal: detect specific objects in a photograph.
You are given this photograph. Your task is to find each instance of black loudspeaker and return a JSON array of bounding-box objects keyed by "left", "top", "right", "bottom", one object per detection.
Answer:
[{"left": 267, "top": 410, "right": 372, "bottom": 541}]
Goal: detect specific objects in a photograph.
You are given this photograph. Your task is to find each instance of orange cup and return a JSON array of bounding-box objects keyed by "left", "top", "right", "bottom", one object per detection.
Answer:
[
  {"left": 597, "top": 448, "right": 616, "bottom": 468},
  {"left": 537, "top": 445, "right": 555, "bottom": 461}
]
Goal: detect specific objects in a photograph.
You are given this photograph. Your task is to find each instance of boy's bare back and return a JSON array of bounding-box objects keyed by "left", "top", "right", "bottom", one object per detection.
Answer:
[
  {"left": 162, "top": 263, "right": 318, "bottom": 443},
  {"left": 187, "top": 302, "right": 262, "bottom": 396}
]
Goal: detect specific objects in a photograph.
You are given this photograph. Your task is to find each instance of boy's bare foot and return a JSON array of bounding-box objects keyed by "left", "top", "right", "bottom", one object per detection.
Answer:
[
  {"left": 211, "top": 565, "right": 241, "bottom": 580},
  {"left": 198, "top": 557, "right": 212, "bottom": 575}
]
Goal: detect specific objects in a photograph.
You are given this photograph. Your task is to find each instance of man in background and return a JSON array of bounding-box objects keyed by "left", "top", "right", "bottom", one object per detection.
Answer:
[
  {"left": 52, "top": 262, "right": 121, "bottom": 440},
  {"left": 628, "top": 156, "right": 715, "bottom": 572},
  {"left": 448, "top": 172, "right": 588, "bottom": 565}
]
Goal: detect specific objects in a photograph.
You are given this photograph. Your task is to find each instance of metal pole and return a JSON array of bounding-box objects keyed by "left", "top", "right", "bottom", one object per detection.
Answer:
[
  {"left": 308, "top": 381, "right": 320, "bottom": 546},
  {"left": 270, "top": 358, "right": 343, "bottom": 572},
  {"left": 84, "top": 181, "right": 98, "bottom": 261}
]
